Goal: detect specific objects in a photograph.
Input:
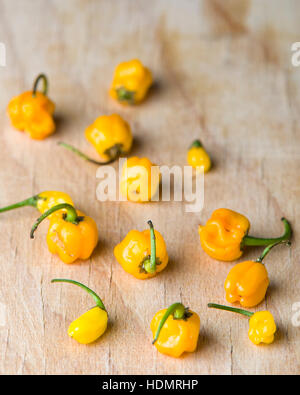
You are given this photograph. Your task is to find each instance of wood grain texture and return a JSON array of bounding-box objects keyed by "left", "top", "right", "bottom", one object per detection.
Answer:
[{"left": 0, "top": 0, "right": 299, "bottom": 375}]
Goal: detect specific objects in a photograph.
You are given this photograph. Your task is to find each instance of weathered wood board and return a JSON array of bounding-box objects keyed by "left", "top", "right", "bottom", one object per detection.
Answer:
[{"left": 0, "top": 0, "right": 299, "bottom": 374}]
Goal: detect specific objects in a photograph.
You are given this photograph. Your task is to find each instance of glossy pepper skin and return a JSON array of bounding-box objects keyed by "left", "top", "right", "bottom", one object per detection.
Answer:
[
  {"left": 199, "top": 209, "right": 250, "bottom": 261},
  {"left": 199, "top": 209, "right": 292, "bottom": 262},
  {"left": 7, "top": 74, "right": 55, "bottom": 140},
  {"left": 68, "top": 306, "right": 108, "bottom": 344},
  {"left": 224, "top": 240, "right": 290, "bottom": 308},
  {"left": 58, "top": 114, "right": 133, "bottom": 166},
  {"left": 248, "top": 311, "right": 276, "bottom": 345},
  {"left": 225, "top": 260, "right": 269, "bottom": 307},
  {"left": 120, "top": 157, "right": 160, "bottom": 203},
  {"left": 52, "top": 279, "right": 108, "bottom": 344},
  {"left": 109, "top": 59, "right": 153, "bottom": 105},
  {"left": 36, "top": 191, "right": 74, "bottom": 214},
  {"left": 31, "top": 203, "right": 98, "bottom": 264},
  {"left": 187, "top": 140, "right": 211, "bottom": 173},
  {"left": 0, "top": 191, "right": 73, "bottom": 219},
  {"left": 208, "top": 304, "right": 277, "bottom": 346},
  {"left": 151, "top": 303, "right": 200, "bottom": 358},
  {"left": 85, "top": 114, "right": 132, "bottom": 162},
  {"left": 114, "top": 220, "right": 168, "bottom": 279}
]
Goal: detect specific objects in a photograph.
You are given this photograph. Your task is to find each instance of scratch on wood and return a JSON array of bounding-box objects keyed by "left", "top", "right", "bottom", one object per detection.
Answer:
[
  {"left": 203, "top": 0, "right": 250, "bottom": 35},
  {"left": 229, "top": 327, "right": 233, "bottom": 375},
  {"left": 40, "top": 275, "right": 45, "bottom": 338}
]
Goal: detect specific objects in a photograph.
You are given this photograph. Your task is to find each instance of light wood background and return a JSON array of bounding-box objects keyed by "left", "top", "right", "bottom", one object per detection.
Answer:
[{"left": 0, "top": 0, "right": 299, "bottom": 375}]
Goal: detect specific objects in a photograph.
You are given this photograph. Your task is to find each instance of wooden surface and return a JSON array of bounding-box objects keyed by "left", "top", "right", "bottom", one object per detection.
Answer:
[{"left": 0, "top": 0, "right": 299, "bottom": 375}]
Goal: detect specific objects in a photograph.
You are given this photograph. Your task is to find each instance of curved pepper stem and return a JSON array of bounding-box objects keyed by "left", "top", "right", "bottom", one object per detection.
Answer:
[
  {"left": 143, "top": 220, "right": 157, "bottom": 274},
  {"left": 256, "top": 240, "right": 291, "bottom": 263},
  {"left": 51, "top": 279, "right": 106, "bottom": 311},
  {"left": 30, "top": 203, "right": 80, "bottom": 239},
  {"left": 189, "top": 139, "right": 203, "bottom": 149},
  {"left": 152, "top": 302, "right": 186, "bottom": 344},
  {"left": 0, "top": 195, "right": 40, "bottom": 214},
  {"left": 33, "top": 73, "right": 48, "bottom": 97},
  {"left": 242, "top": 217, "right": 292, "bottom": 247},
  {"left": 208, "top": 303, "right": 253, "bottom": 318},
  {"left": 58, "top": 142, "right": 121, "bottom": 165}
]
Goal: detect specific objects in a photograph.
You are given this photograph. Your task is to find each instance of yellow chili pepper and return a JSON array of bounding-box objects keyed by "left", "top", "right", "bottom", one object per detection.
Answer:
[
  {"left": 58, "top": 114, "right": 132, "bottom": 165},
  {"left": 225, "top": 241, "right": 290, "bottom": 307},
  {"left": 151, "top": 302, "right": 200, "bottom": 358},
  {"left": 31, "top": 203, "right": 98, "bottom": 264},
  {"left": 187, "top": 140, "right": 211, "bottom": 172},
  {"left": 7, "top": 74, "right": 55, "bottom": 140},
  {"left": 51, "top": 279, "right": 107, "bottom": 344},
  {"left": 109, "top": 59, "right": 153, "bottom": 105},
  {"left": 208, "top": 303, "right": 277, "bottom": 345},
  {"left": 0, "top": 191, "right": 73, "bottom": 217},
  {"left": 114, "top": 220, "right": 168, "bottom": 279},
  {"left": 248, "top": 311, "right": 277, "bottom": 345},
  {"left": 120, "top": 156, "right": 160, "bottom": 202},
  {"left": 198, "top": 208, "right": 292, "bottom": 261}
]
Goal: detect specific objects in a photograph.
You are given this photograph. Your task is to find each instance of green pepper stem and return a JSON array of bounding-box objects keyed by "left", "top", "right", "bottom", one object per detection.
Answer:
[
  {"left": 0, "top": 195, "right": 39, "bottom": 214},
  {"left": 152, "top": 302, "right": 186, "bottom": 344},
  {"left": 256, "top": 240, "right": 291, "bottom": 263},
  {"left": 30, "top": 203, "right": 79, "bottom": 239},
  {"left": 147, "top": 220, "right": 156, "bottom": 274},
  {"left": 189, "top": 139, "right": 203, "bottom": 149},
  {"left": 208, "top": 303, "right": 253, "bottom": 318},
  {"left": 33, "top": 74, "right": 48, "bottom": 97},
  {"left": 116, "top": 87, "right": 135, "bottom": 104},
  {"left": 51, "top": 279, "right": 106, "bottom": 311},
  {"left": 243, "top": 218, "right": 292, "bottom": 247},
  {"left": 58, "top": 142, "right": 120, "bottom": 165}
]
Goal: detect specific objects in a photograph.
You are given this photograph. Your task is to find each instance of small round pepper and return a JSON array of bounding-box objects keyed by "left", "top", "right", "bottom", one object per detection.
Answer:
[
  {"left": 151, "top": 302, "right": 200, "bottom": 358},
  {"left": 248, "top": 311, "right": 277, "bottom": 345},
  {"left": 120, "top": 156, "right": 160, "bottom": 202},
  {"left": 51, "top": 279, "right": 107, "bottom": 344},
  {"left": 208, "top": 303, "right": 277, "bottom": 345},
  {"left": 31, "top": 203, "right": 98, "bottom": 264},
  {"left": 7, "top": 74, "right": 55, "bottom": 140},
  {"left": 225, "top": 241, "right": 290, "bottom": 307},
  {"left": 187, "top": 139, "right": 211, "bottom": 172},
  {"left": 198, "top": 208, "right": 292, "bottom": 261},
  {"left": 0, "top": 191, "right": 73, "bottom": 217},
  {"left": 109, "top": 59, "right": 153, "bottom": 105},
  {"left": 58, "top": 114, "right": 132, "bottom": 165},
  {"left": 114, "top": 220, "right": 168, "bottom": 279}
]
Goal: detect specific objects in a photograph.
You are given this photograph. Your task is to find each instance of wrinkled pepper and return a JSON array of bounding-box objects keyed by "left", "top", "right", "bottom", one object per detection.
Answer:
[
  {"left": 7, "top": 74, "right": 55, "bottom": 140},
  {"left": 208, "top": 303, "right": 277, "bottom": 345},
  {"left": 225, "top": 240, "right": 290, "bottom": 307},
  {"left": 187, "top": 139, "right": 211, "bottom": 173},
  {"left": 120, "top": 157, "right": 160, "bottom": 202},
  {"left": 0, "top": 191, "right": 73, "bottom": 218},
  {"left": 114, "top": 220, "right": 168, "bottom": 279},
  {"left": 109, "top": 59, "right": 152, "bottom": 105},
  {"left": 31, "top": 203, "right": 98, "bottom": 264},
  {"left": 58, "top": 114, "right": 132, "bottom": 165},
  {"left": 52, "top": 279, "right": 107, "bottom": 344},
  {"left": 151, "top": 302, "right": 200, "bottom": 357},
  {"left": 198, "top": 209, "right": 292, "bottom": 261}
]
